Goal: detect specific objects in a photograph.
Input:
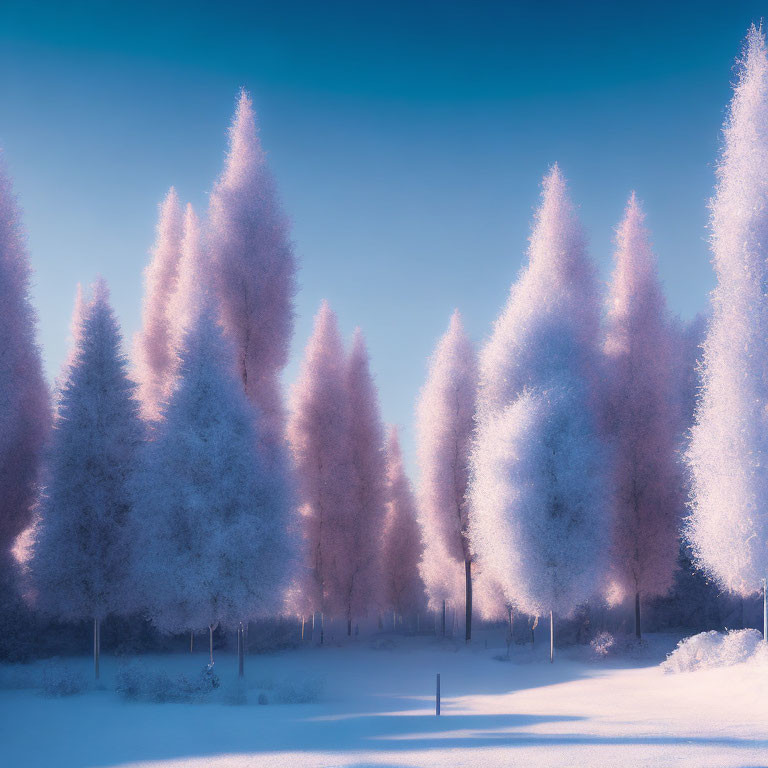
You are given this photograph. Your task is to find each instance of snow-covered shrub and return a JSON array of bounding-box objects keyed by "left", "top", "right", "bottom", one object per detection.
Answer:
[
  {"left": 41, "top": 664, "right": 88, "bottom": 697},
  {"left": 269, "top": 678, "right": 323, "bottom": 704},
  {"left": 590, "top": 632, "right": 616, "bottom": 657},
  {"left": 662, "top": 629, "right": 768, "bottom": 673},
  {"left": 249, "top": 675, "right": 324, "bottom": 704},
  {"left": 115, "top": 662, "right": 220, "bottom": 702}
]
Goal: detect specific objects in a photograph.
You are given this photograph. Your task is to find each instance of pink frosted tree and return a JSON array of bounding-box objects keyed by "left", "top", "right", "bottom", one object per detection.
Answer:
[
  {"left": 168, "top": 203, "right": 207, "bottom": 357},
  {"left": 342, "top": 330, "right": 388, "bottom": 634},
  {"left": 470, "top": 167, "right": 609, "bottom": 660},
  {"left": 603, "top": 194, "right": 683, "bottom": 639},
  {"left": 687, "top": 27, "right": 768, "bottom": 638},
  {"left": 134, "top": 187, "right": 184, "bottom": 420},
  {"left": 209, "top": 90, "right": 297, "bottom": 448},
  {"left": 287, "top": 302, "right": 351, "bottom": 637},
  {"left": 381, "top": 427, "right": 424, "bottom": 623},
  {"left": 415, "top": 310, "right": 478, "bottom": 642},
  {"left": 0, "top": 154, "right": 50, "bottom": 595}
]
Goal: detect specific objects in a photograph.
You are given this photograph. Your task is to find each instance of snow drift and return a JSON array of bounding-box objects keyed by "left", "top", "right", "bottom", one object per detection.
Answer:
[{"left": 662, "top": 629, "right": 768, "bottom": 673}]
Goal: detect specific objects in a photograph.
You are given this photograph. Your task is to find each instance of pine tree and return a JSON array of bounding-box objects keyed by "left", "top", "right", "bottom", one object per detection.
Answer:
[
  {"left": 415, "top": 310, "right": 477, "bottom": 642},
  {"left": 603, "top": 194, "right": 683, "bottom": 639},
  {"left": 131, "top": 304, "right": 293, "bottom": 669},
  {"left": 209, "top": 90, "right": 297, "bottom": 448},
  {"left": 469, "top": 167, "right": 609, "bottom": 660},
  {"left": 30, "top": 281, "right": 143, "bottom": 677},
  {"left": 288, "top": 302, "right": 351, "bottom": 633},
  {"left": 342, "top": 330, "right": 387, "bottom": 634},
  {"left": 134, "top": 187, "right": 184, "bottom": 420},
  {"left": 0, "top": 154, "right": 50, "bottom": 596},
  {"left": 687, "top": 27, "right": 768, "bottom": 639},
  {"left": 381, "top": 427, "right": 425, "bottom": 621}
]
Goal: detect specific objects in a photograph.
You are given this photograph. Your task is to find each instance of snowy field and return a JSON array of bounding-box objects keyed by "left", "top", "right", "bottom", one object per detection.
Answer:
[{"left": 2, "top": 631, "right": 767, "bottom": 768}]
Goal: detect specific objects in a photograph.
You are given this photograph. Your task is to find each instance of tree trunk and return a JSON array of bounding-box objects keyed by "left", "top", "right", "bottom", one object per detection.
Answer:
[
  {"left": 301, "top": 616, "right": 305, "bottom": 641},
  {"left": 465, "top": 559, "right": 472, "bottom": 643},
  {"left": 190, "top": 630, "right": 194, "bottom": 653},
  {"left": 93, "top": 617, "right": 100, "bottom": 680},
  {"left": 635, "top": 591, "right": 642, "bottom": 640},
  {"left": 320, "top": 612, "right": 324, "bottom": 645},
  {"left": 209, "top": 624, "right": 214, "bottom": 665},
  {"left": 441, "top": 600, "right": 446, "bottom": 636},
  {"left": 549, "top": 610, "right": 554, "bottom": 663},
  {"left": 347, "top": 615, "right": 352, "bottom": 637},
  {"left": 238, "top": 623, "right": 244, "bottom": 678},
  {"left": 763, "top": 578, "right": 767, "bottom": 643}
]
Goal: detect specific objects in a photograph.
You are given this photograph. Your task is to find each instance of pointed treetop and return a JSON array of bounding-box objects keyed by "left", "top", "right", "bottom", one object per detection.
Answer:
[
  {"left": 528, "top": 164, "right": 587, "bottom": 282},
  {"left": 222, "top": 89, "right": 264, "bottom": 189},
  {"left": 386, "top": 424, "right": 402, "bottom": 464}
]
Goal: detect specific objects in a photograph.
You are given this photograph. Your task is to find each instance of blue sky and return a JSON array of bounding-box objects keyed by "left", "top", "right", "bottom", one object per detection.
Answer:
[{"left": 0, "top": 1, "right": 762, "bottom": 470}]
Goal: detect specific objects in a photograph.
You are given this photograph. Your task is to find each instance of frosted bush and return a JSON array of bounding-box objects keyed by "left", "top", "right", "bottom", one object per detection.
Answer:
[
  {"left": 115, "top": 662, "right": 220, "bottom": 702},
  {"left": 662, "top": 629, "right": 768, "bottom": 673},
  {"left": 41, "top": 664, "right": 88, "bottom": 697},
  {"left": 590, "top": 632, "right": 616, "bottom": 657}
]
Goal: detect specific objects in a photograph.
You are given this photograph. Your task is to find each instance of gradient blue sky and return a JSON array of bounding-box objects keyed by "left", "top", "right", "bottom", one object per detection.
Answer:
[{"left": 0, "top": 1, "right": 762, "bottom": 470}]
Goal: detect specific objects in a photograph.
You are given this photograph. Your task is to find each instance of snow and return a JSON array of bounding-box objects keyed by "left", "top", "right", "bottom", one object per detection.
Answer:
[
  {"left": 662, "top": 628, "right": 768, "bottom": 673},
  {"left": 2, "top": 631, "right": 767, "bottom": 767}
]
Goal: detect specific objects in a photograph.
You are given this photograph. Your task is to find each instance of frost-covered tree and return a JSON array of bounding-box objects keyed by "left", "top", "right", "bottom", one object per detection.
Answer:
[
  {"left": 0, "top": 155, "right": 49, "bottom": 594},
  {"left": 687, "top": 27, "right": 768, "bottom": 636},
  {"left": 288, "top": 302, "right": 351, "bottom": 632},
  {"left": 30, "top": 282, "right": 143, "bottom": 677},
  {"left": 381, "top": 427, "right": 424, "bottom": 620},
  {"left": 134, "top": 187, "right": 184, "bottom": 420},
  {"left": 416, "top": 310, "right": 477, "bottom": 641},
  {"left": 209, "top": 90, "right": 297, "bottom": 447},
  {"left": 470, "top": 167, "right": 609, "bottom": 659},
  {"left": 342, "top": 330, "right": 387, "bottom": 634},
  {"left": 168, "top": 203, "right": 206, "bottom": 357},
  {"left": 131, "top": 303, "right": 293, "bottom": 668},
  {"left": 603, "top": 194, "right": 683, "bottom": 639}
]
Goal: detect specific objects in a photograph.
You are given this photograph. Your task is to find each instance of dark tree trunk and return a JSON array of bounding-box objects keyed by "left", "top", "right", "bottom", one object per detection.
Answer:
[
  {"left": 465, "top": 559, "right": 472, "bottom": 643},
  {"left": 190, "top": 630, "right": 194, "bottom": 653},
  {"left": 635, "top": 591, "right": 642, "bottom": 640},
  {"left": 347, "top": 616, "right": 352, "bottom": 637},
  {"left": 441, "top": 600, "right": 446, "bottom": 636}
]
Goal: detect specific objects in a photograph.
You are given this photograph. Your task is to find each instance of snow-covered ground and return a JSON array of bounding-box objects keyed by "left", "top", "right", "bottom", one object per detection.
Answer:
[{"left": 2, "top": 631, "right": 767, "bottom": 768}]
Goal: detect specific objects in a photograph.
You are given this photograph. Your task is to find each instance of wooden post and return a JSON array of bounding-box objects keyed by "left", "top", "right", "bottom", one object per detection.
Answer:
[
  {"left": 93, "top": 617, "right": 100, "bottom": 680},
  {"left": 435, "top": 673, "right": 441, "bottom": 716},
  {"left": 238, "top": 623, "right": 244, "bottom": 678},
  {"left": 549, "top": 610, "right": 554, "bottom": 663}
]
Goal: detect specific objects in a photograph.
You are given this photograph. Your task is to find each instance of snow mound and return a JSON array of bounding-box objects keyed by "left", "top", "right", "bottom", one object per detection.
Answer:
[{"left": 662, "top": 629, "right": 768, "bottom": 673}]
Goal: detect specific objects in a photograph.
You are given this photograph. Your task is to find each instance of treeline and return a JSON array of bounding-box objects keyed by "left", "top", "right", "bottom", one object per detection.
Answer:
[{"left": 1, "top": 28, "right": 768, "bottom": 674}]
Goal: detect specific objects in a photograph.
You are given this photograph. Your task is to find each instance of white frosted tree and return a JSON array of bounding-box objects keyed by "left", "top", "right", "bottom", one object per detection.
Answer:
[
  {"left": 30, "top": 281, "right": 143, "bottom": 677},
  {"left": 131, "top": 303, "right": 293, "bottom": 671},
  {"left": 134, "top": 187, "right": 184, "bottom": 420},
  {"left": 469, "top": 166, "right": 610, "bottom": 660},
  {"left": 416, "top": 311, "right": 478, "bottom": 642},
  {"left": 687, "top": 26, "right": 768, "bottom": 639}
]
